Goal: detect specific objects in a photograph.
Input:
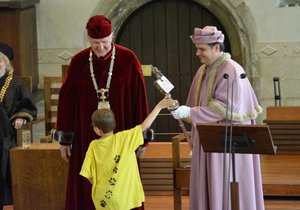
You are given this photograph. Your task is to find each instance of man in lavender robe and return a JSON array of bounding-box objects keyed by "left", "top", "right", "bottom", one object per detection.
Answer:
[{"left": 171, "top": 26, "right": 265, "bottom": 210}]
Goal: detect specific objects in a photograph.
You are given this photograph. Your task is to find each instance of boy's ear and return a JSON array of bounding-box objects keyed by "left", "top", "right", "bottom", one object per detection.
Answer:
[{"left": 94, "top": 127, "right": 103, "bottom": 136}]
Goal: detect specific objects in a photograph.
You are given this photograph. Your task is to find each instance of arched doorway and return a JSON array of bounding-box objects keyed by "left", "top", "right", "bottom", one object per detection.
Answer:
[
  {"left": 93, "top": 0, "right": 257, "bottom": 141},
  {"left": 115, "top": 0, "right": 230, "bottom": 141}
]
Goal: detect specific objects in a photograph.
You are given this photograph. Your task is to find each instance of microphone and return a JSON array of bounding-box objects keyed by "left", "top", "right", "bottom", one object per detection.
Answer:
[
  {"left": 223, "top": 73, "right": 247, "bottom": 79},
  {"left": 223, "top": 73, "right": 229, "bottom": 79},
  {"left": 240, "top": 73, "right": 247, "bottom": 79}
]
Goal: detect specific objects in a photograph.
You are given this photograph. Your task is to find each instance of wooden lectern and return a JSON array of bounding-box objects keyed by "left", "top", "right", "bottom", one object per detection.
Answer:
[
  {"left": 10, "top": 143, "right": 68, "bottom": 210},
  {"left": 197, "top": 123, "right": 277, "bottom": 210}
]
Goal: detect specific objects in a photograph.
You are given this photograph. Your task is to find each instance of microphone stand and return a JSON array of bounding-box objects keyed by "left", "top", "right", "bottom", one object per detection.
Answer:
[
  {"left": 223, "top": 73, "right": 246, "bottom": 210},
  {"left": 228, "top": 76, "right": 239, "bottom": 210},
  {"left": 222, "top": 73, "right": 230, "bottom": 210}
]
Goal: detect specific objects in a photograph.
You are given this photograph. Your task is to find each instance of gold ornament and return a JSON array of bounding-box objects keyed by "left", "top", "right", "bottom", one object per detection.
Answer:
[
  {"left": 0, "top": 73, "right": 13, "bottom": 102},
  {"left": 89, "top": 45, "right": 115, "bottom": 110}
]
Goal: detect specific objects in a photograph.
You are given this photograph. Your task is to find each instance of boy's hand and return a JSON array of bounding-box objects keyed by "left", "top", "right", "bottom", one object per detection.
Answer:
[{"left": 158, "top": 97, "right": 177, "bottom": 109}]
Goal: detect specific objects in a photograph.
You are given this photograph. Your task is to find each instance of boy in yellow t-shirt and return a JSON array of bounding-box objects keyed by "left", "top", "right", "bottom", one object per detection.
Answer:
[{"left": 80, "top": 97, "right": 175, "bottom": 210}]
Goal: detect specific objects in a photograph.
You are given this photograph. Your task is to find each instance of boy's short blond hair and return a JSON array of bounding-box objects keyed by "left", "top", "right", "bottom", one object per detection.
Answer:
[{"left": 91, "top": 108, "right": 116, "bottom": 133}]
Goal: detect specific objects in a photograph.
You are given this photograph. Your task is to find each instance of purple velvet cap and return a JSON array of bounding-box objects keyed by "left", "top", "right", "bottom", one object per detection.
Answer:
[{"left": 190, "top": 26, "right": 224, "bottom": 44}]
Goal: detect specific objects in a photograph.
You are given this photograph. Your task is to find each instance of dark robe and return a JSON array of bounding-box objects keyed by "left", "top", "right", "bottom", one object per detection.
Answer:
[
  {"left": 56, "top": 43, "right": 149, "bottom": 210},
  {"left": 0, "top": 74, "right": 37, "bottom": 209}
]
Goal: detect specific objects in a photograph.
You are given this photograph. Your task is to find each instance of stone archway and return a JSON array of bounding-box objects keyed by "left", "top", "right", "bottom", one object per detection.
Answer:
[
  {"left": 91, "top": 0, "right": 261, "bottom": 140},
  {"left": 92, "top": 0, "right": 258, "bottom": 80}
]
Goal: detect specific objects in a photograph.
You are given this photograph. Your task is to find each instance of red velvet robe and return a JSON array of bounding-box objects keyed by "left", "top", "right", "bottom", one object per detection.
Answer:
[{"left": 56, "top": 43, "right": 149, "bottom": 210}]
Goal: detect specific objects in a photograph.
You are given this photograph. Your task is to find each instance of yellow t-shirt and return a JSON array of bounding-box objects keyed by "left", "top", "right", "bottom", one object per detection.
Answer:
[{"left": 80, "top": 125, "right": 145, "bottom": 210}]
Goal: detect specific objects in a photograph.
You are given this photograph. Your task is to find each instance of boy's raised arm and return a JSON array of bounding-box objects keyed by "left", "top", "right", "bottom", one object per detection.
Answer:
[{"left": 141, "top": 97, "right": 175, "bottom": 131}]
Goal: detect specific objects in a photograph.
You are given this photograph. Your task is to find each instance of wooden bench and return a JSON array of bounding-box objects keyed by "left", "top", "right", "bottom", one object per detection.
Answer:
[
  {"left": 262, "top": 106, "right": 300, "bottom": 196},
  {"left": 140, "top": 142, "right": 191, "bottom": 197},
  {"left": 261, "top": 154, "right": 300, "bottom": 196},
  {"left": 44, "top": 76, "right": 62, "bottom": 135},
  {"left": 264, "top": 106, "right": 300, "bottom": 154}
]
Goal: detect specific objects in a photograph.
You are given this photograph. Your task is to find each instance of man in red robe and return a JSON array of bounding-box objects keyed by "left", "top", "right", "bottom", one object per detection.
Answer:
[{"left": 56, "top": 15, "right": 149, "bottom": 210}]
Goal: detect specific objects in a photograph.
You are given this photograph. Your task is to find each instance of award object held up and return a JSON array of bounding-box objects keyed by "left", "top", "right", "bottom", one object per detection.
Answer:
[
  {"left": 151, "top": 66, "right": 191, "bottom": 146},
  {"left": 152, "top": 67, "right": 179, "bottom": 111}
]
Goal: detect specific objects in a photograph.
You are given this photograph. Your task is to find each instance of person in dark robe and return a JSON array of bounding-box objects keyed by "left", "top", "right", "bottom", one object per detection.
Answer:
[
  {"left": 56, "top": 15, "right": 149, "bottom": 210},
  {"left": 0, "top": 43, "right": 37, "bottom": 210}
]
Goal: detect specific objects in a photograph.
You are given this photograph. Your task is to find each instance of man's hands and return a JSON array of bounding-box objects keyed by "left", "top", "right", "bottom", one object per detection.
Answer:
[
  {"left": 13, "top": 118, "right": 26, "bottom": 129},
  {"left": 60, "top": 145, "right": 72, "bottom": 162},
  {"left": 171, "top": 105, "right": 191, "bottom": 119}
]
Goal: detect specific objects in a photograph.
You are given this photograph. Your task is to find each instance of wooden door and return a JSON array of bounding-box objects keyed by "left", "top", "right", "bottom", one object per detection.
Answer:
[{"left": 116, "top": 0, "right": 230, "bottom": 141}]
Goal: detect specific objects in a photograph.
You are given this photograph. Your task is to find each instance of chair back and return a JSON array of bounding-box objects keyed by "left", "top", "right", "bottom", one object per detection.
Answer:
[{"left": 44, "top": 76, "right": 62, "bottom": 135}]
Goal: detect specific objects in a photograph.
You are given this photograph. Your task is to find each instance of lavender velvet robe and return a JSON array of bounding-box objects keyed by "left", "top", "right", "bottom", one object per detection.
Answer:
[{"left": 186, "top": 56, "right": 265, "bottom": 210}]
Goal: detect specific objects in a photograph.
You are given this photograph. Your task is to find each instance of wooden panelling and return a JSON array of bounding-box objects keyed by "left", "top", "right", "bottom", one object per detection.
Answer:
[
  {"left": 266, "top": 106, "right": 300, "bottom": 121},
  {"left": 0, "top": 0, "right": 39, "bottom": 89},
  {"left": 10, "top": 143, "right": 68, "bottom": 210},
  {"left": 141, "top": 142, "right": 191, "bottom": 194},
  {"left": 261, "top": 154, "right": 300, "bottom": 196},
  {"left": 264, "top": 106, "right": 300, "bottom": 153},
  {"left": 141, "top": 158, "right": 190, "bottom": 192}
]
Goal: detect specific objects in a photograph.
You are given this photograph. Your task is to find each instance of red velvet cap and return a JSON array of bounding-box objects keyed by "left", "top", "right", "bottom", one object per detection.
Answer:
[{"left": 86, "top": 15, "right": 112, "bottom": 39}]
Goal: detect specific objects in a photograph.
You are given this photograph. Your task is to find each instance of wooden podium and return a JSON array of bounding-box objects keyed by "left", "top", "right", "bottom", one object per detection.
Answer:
[
  {"left": 197, "top": 123, "right": 277, "bottom": 155},
  {"left": 10, "top": 143, "right": 68, "bottom": 210},
  {"left": 197, "top": 123, "right": 276, "bottom": 210}
]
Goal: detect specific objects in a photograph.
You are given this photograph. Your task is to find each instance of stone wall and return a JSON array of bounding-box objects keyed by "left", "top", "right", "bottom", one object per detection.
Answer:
[{"left": 36, "top": 0, "right": 300, "bottom": 122}]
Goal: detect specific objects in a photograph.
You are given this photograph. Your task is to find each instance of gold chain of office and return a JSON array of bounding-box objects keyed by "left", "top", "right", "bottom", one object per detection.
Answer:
[
  {"left": 89, "top": 45, "right": 115, "bottom": 109},
  {"left": 0, "top": 73, "right": 13, "bottom": 102}
]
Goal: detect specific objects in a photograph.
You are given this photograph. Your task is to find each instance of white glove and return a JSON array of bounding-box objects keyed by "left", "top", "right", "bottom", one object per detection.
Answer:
[{"left": 171, "top": 105, "right": 191, "bottom": 119}]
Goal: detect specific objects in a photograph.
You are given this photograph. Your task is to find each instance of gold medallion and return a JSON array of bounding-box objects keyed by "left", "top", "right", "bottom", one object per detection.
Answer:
[
  {"left": 97, "top": 88, "right": 110, "bottom": 109},
  {"left": 89, "top": 46, "right": 115, "bottom": 111},
  {"left": 98, "top": 100, "right": 110, "bottom": 109}
]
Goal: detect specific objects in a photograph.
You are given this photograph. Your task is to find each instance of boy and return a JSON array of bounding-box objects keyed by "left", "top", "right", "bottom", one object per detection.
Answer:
[{"left": 80, "top": 97, "right": 175, "bottom": 210}]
